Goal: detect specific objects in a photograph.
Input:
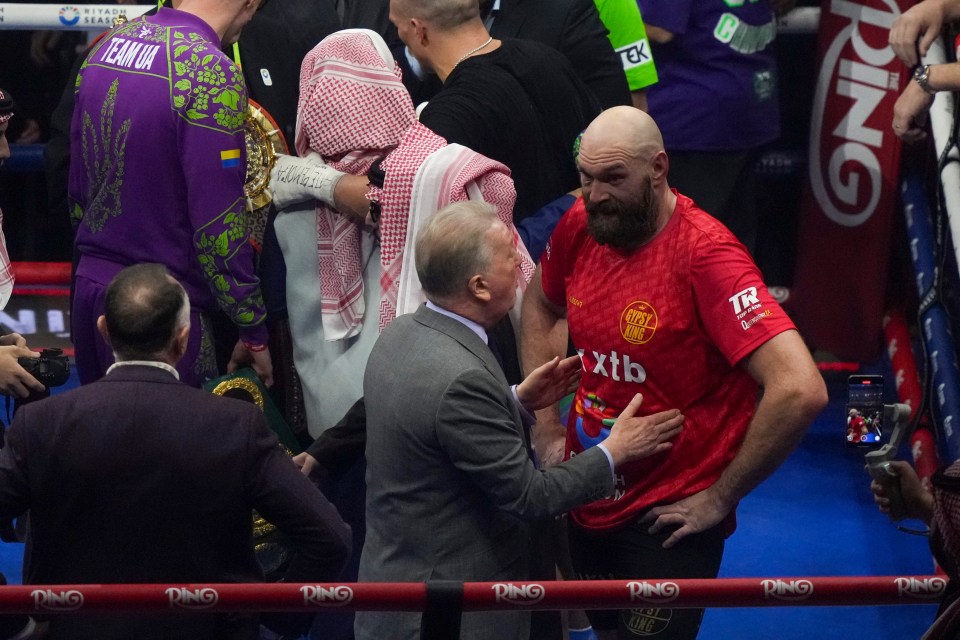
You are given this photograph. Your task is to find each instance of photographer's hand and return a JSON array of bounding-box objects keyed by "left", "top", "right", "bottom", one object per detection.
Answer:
[
  {"left": 870, "top": 460, "right": 934, "bottom": 524},
  {"left": 0, "top": 333, "right": 28, "bottom": 348},
  {"left": 0, "top": 345, "right": 44, "bottom": 399}
]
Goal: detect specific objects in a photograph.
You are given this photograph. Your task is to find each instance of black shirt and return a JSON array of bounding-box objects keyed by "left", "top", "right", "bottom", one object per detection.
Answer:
[{"left": 419, "top": 38, "right": 600, "bottom": 222}]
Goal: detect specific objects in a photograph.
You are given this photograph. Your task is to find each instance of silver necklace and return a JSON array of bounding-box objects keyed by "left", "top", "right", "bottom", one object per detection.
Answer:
[{"left": 455, "top": 36, "right": 493, "bottom": 68}]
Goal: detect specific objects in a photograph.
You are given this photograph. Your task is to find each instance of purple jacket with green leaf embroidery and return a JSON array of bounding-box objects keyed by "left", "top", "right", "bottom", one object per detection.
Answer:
[{"left": 69, "top": 7, "right": 267, "bottom": 344}]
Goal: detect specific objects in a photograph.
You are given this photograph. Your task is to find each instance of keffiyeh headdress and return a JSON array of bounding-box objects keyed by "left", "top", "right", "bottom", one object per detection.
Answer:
[{"left": 295, "top": 29, "right": 532, "bottom": 340}]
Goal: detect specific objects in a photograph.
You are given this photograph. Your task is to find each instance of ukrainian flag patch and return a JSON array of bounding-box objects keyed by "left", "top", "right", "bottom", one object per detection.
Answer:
[{"left": 220, "top": 149, "right": 241, "bottom": 169}]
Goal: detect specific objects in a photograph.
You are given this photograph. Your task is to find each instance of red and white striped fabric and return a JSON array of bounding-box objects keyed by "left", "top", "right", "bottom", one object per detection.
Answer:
[
  {"left": 0, "top": 209, "right": 14, "bottom": 310},
  {"left": 295, "top": 29, "right": 532, "bottom": 338}
]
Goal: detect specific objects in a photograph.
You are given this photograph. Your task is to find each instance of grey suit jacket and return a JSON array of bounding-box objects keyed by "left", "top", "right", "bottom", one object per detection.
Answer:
[{"left": 355, "top": 305, "right": 613, "bottom": 640}]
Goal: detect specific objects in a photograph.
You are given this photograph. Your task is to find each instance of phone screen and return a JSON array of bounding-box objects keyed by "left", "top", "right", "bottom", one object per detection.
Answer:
[{"left": 847, "top": 375, "right": 883, "bottom": 446}]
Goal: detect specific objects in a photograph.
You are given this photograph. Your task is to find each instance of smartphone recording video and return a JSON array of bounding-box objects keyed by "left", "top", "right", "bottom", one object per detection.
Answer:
[{"left": 847, "top": 375, "right": 883, "bottom": 446}]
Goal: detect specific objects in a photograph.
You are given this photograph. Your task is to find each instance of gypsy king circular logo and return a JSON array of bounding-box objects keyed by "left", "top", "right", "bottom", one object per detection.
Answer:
[
  {"left": 620, "top": 301, "right": 658, "bottom": 345},
  {"left": 622, "top": 608, "right": 672, "bottom": 636}
]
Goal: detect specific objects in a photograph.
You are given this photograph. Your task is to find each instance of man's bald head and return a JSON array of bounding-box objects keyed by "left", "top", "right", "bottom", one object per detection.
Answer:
[
  {"left": 391, "top": 0, "right": 479, "bottom": 30},
  {"left": 576, "top": 107, "right": 675, "bottom": 252},
  {"left": 579, "top": 106, "right": 664, "bottom": 167},
  {"left": 102, "top": 264, "right": 190, "bottom": 361}
]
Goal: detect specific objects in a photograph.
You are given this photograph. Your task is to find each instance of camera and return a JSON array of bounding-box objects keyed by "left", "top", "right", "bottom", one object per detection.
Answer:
[{"left": 18, "top": 347, "right": 70, "bottom": 388}]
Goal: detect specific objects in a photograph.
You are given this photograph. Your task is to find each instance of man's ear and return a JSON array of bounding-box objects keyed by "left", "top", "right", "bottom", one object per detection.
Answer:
[
  {"left": 651, "top": 150, "right": 669, "bottom": 184},
  {"left": 171, "top": 324, "right": 190, "bottom": 361},
  {"left": 412, "top": 18, "right": 429, "bottom": 46},
  {"left": 467, "top": 273, "right": 491, "bottom": 303},
  {"left": 96, "top": 315, "right": 111, "bottom": 346}
]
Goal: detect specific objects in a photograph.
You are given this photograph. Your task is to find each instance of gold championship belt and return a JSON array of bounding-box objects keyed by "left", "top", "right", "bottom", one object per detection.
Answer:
[
  {"left": 207, "top": 369, "right": 301, "bottom": 581},
  {"left": 244, "top": 99, "right": 288, "bottom": 250}
]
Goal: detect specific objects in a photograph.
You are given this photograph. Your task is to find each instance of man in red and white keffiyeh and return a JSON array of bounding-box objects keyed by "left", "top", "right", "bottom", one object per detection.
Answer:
[
  {"left": 0, "top": 87, "right": 45, "bottom": 400},
  {"left": 270, "top": 29, "right": 533, "bottom": 435}
]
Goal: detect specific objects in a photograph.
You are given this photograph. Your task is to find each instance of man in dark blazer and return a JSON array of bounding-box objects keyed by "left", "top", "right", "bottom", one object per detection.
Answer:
[
  {"left": 0, "top": 264, "right": 352, "bottom": 640},
  {"left": 354, "top": 201, "right": 685, "bottom": 640}
]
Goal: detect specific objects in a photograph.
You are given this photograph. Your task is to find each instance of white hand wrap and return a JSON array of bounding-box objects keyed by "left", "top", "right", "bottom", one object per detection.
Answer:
[{"left": 269, "top": 153, "right": 345, "bottom": 210}]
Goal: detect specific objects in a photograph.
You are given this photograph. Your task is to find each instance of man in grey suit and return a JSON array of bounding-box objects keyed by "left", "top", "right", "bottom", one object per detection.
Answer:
[{"left": 355, "top": 201, "right": 685, "bottom": 640}]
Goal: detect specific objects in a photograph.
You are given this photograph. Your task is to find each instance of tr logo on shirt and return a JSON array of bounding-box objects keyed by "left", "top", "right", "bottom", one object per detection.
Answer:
[{"left": 728, "top": 287, "right": 760, "bottom": 315}]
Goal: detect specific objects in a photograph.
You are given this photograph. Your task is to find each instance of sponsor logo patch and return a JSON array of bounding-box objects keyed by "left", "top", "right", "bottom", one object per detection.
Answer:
[{"left": 620, "top": 301, "right": 657, "bottom": 345}]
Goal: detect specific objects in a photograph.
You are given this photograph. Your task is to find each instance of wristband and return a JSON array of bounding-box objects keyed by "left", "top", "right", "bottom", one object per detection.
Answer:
[{"left": 242, "top": 341, "right": 267, "bottom": 353}]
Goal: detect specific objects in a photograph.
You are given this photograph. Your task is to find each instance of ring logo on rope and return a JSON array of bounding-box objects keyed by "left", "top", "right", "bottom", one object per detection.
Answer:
[
  {"left": 31, "top": 589, "right": 84, "bottom": 611},
  {"left": 627, "top": 581, "right": 679, "bottom": 604},
  {"left": 300, "top": 585, "right": 354, "bottom": 607},
  {"left": 165, "top": 587, "right": 219, "bottom": 609},
  {"left": 760, "top": 579, "right": 814, "bottom": 601},
  {"left": 894, "top": 576, "right": 947, "bottom": 599},
  {"left": 491, "top": 583, "right": 545, "bottom": 605}
]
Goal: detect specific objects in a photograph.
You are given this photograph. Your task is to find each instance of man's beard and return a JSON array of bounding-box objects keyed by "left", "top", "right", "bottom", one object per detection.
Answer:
[{"left": 585, "top": 176, "right": 658, "bottom": 251}]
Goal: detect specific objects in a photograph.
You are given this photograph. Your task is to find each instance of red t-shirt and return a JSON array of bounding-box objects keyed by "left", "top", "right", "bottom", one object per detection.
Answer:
[{"left": 540, "top": 192, "right": 796, "bottom": 531}]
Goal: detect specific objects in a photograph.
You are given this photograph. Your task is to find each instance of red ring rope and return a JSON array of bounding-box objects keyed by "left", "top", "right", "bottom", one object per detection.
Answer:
[{"left": 0, "top": 577, "right": 944, "bottom": 615}]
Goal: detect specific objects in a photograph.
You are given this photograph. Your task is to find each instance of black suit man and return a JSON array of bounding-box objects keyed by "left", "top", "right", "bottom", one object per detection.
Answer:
[
  {"left": 0, "top": 264, "right": 351, "bottom": 640},
  {"left": 355, "top": 201, "right": 685, "bottom": 640}
]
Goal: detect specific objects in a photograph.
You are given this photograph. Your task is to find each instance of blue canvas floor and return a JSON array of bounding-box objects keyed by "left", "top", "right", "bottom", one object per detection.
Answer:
[
  {"left": 0, "top": 367, "right": 942, "bottom": 639},
  {"left": 699, "top": 369, "right": 938, "bottom": 639}
]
